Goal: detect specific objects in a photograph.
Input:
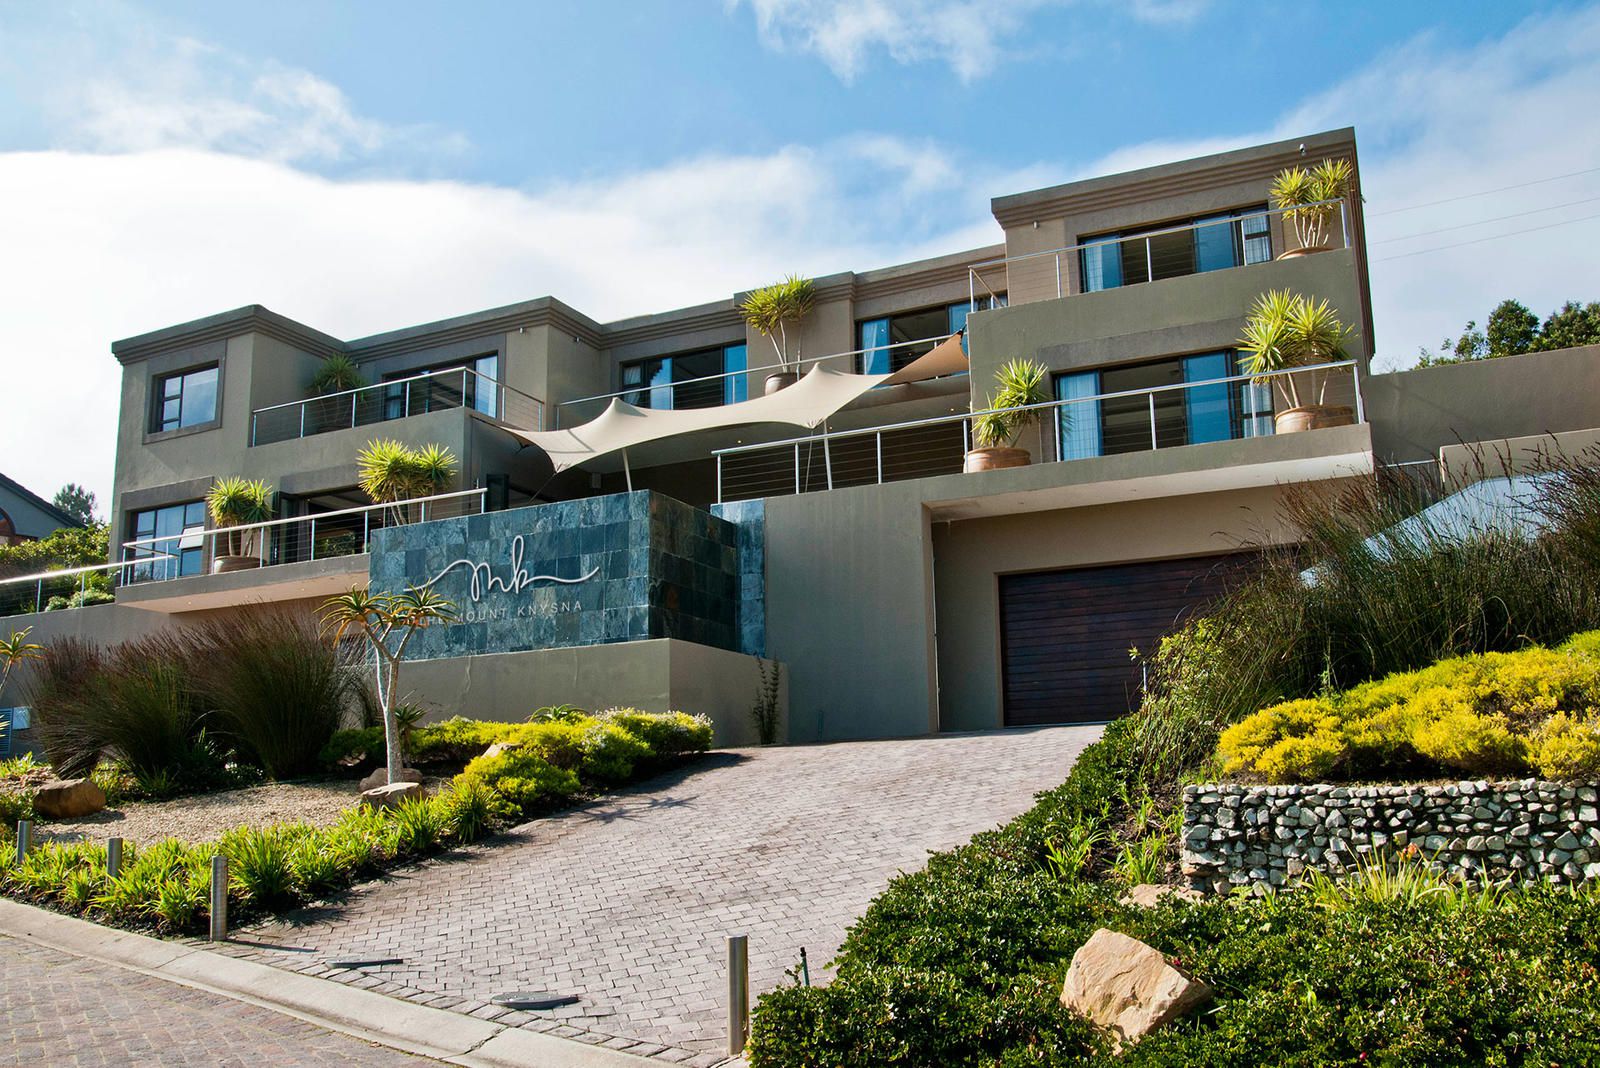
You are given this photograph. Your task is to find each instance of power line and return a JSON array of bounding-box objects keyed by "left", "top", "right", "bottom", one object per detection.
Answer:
[
  {"left": 1369, "top": 165, "right": 1600, "bottom": 217},
  {"left": 1372, "top": 193, "right": 1600, "bottom": 244},
  {"left": 1375, "top": 209, "right": 1600, "bottom": 262}
]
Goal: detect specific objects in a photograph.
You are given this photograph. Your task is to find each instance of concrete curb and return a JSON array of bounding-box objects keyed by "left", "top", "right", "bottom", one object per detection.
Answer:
[{"left": 0, "top": 898, "right": 657, "bottom": 1067}]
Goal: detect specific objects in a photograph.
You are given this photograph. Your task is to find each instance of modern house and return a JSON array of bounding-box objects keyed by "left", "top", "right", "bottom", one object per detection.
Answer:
[
  {"left": 6, "top": 127, "right": 1600, "bottom": 746},
  {"left": 0, "top": 473, "right": 82, "bottom": 546}
]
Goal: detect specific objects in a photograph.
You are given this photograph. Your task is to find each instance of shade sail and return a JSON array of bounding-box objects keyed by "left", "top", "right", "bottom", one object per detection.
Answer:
[{"left": 510, "top": 333, "right": 968, "bottom": 473}]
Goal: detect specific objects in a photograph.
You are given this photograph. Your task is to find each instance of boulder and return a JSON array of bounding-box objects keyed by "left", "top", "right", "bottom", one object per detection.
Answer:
[
  {"left": 359, "top": 781, "right": 428, "bottom": 810},
  {"left": 1061, "top": 928, "right": 1212, "bottom": 1049},
  {"left": 359, "top": 767, "right": 424, "bottom": 793},
  {"left": 32, "top": 778, "right": 107, "bottom": 820},
  {"left": 480, "top": 741, "right": 522, "bottom": 761},
  {"left": 1119, "top": 884, "right": 1204, "bottom": 908}
]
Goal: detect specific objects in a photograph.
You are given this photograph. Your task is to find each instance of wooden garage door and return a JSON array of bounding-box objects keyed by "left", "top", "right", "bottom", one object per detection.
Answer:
[{"left": 999, "top": 554, "right": 1253, "bottom": 726}]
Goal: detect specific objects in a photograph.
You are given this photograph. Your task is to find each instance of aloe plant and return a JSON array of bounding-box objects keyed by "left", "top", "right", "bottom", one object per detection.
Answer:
[
  {"left": 357, "top": 439, "right": 457, "bottom": 524},
  {"left": 1269, "top": 158, "right": 1353, "bottom": 251},
  {"left": 1238, "top": 289, "right": 1352, "bottom": 409},
  {"left": 971, "top": 359, "right": 1052, "bottom": 449},
  {"left": 740, "top": 274, "right": 816, "bottom": 375},
  {"left": 206, "top": 476, "right": 273, "bottom": 557}
]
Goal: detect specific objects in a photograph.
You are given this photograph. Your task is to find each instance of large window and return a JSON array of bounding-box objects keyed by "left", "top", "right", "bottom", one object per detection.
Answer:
[
  {"left": 1079, "top": 208, "right": 1272, "bottom": 293},
  {"left": 383, "top": 354, "right": 500, "bottom": 420},
  {"left": 1054, "top": 352, "right": 1272, "bottom": 460},
  {"left": 858, "top": 295, "right": 1005, "bottom": 374},
  {"left": 151, "top": 365, "right": 219, "bottom": 433},
  {"left": 128, "top": 501, "right": 207, "bottom": 580},
  {"left": 620, "top": 343, "right": 748, "bottom": 410}
]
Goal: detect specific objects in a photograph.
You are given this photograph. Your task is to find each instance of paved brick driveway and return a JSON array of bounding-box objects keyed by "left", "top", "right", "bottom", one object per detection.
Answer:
[
  {"left": 0, "top": 933, "right": 437, "bottom": 1066},
  {"left": 222, "top": 727, "right": 1099, "bottom": 1064}
]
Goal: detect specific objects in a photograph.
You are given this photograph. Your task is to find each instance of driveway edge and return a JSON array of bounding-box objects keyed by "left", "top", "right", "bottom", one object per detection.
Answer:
[{"left": 0, "top": 897, "right": 656, "bottom": 1068}]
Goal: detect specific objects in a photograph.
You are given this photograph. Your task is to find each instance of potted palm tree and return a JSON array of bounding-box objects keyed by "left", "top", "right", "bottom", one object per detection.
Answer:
[
  {"left": 358, "top": 439, "right": 458, "bottom": 526},
  {"left": 1238, "top": 289, "right": 1355, "bottom": 433},
  {"left": 207, "top": 476, "right": 274, "bottom": 573},
  {"left": 1269, "top": 158, "right": 1353, "bottom": 258},
  {"left": 965, "top": 359, "right": 1052, "bottom": 472},
  {"left": 740, "top": 274, "right": 816, "bottom": 394},
  {"left": 307, "top": 354, "right": 365, "bottom": 433}
]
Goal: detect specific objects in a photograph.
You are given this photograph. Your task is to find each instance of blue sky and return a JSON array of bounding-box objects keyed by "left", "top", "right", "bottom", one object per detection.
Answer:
[{"left": 1, "top": 0, "right": 1598, "bottom": 503}]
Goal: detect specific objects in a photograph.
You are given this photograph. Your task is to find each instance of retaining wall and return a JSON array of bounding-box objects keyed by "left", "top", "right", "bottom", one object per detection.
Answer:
[{"left": 1182, "top": 780, "right": 1600, "bottom": 894}]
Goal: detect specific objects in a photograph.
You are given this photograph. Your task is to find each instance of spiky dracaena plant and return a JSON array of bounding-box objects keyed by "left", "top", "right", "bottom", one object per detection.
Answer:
[
  {"left": 320, "top": 586, "right": 457, "bottom": 785},
  {"left": 356, "top": 439, "right": 457, "bottom": 525},
  {"left": 206, "top": 477, "right": 273, "bottom": 559},
  {"left": 971, "top": 359, "right": 1052, "bottom": 450},
  {"left": 0, "top": 626, "right": 42, "bottom": 699},
  {"left": 308, "top": 354, "right": 364, "bottom": 395},
  {"left": 1269, "top": 158, "right": 1353, "bottom": 251},
  {"left": 739, "top": 274, "right": 816, "bottom": 375},
  {"left": 1238, "top": 289, "right": 1353, "bottom": 409}
]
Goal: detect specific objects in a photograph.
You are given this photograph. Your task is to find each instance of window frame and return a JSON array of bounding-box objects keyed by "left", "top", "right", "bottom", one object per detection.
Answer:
[
  {"left": 148, "top": 363, "right": 221, "bottom": 436},
  {"left": 618, "top": 342, "right": 747, "bottom": 411},
  {"left": 856, "top": 295, "right": 1005, "bottom": 374},
  {"left": 1077, "top": 205, "right": 1272, "bottom": 293},
  {"left": 127, "top": 499, "right": 209, "bottom": 581}
]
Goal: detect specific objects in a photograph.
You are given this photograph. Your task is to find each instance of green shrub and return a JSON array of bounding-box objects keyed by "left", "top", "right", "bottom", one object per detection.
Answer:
[
  {"left": 600, "top": 709, "right": 714, "bottom": 757},
  {"left": 0, "top": 789, "right": 34, "bottom": 827},
  {"left": 515, "top": 720, "right": 587, "bottom": 769},
  {"left": 1534, "top": 711, "right": 1600, "bottom": 780},
  {"left": 528, "top": 703, "right": 588, "bottom": 724},
  {"left": 438, "top": 779, "right": 495, "bottom": 843},
  {"left": 219, "top": 825, "right": 299, "bottom": 910},
  {"left": 458, "top": 747, "right": 581, "bottom": 819},
  {"left": 579, "top": 721, "right": 652, "bottom": 782},
  {"left": 321, "top": 726, "right": 383, "bottom": 768},
  {"left": 409, "top": 718, "right": 519, "bottom": 764}
]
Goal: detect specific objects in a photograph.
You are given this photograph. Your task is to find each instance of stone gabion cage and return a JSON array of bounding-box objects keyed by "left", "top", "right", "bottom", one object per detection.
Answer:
[{"left": 1182, "top": 780, "right": 1600, "bottom": 895}]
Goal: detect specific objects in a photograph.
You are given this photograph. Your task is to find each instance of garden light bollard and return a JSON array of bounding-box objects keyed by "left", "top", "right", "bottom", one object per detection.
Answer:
[
  {"left": 727, "top": 934, "right": 750, "bottom": 1056},
  {"left": 209, "top": 854, "right": 228, "bottom": 941},
  {"left": 14, "top": 820, "right": 31, "bottom": 863},
  {"left": 106, "top": 837, "right": 123, "bottom": 879}
]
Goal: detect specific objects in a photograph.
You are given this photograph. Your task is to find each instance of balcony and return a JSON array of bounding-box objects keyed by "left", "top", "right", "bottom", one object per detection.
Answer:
[
  {"left": 713, "top": 360, "right": 1364, "bottom": 503},
  {"left": 250, "top": 367, "right": 544, "bottom": 446},
  {"left": 970, "top": 199, "right": 1353, "bottom": 309}
]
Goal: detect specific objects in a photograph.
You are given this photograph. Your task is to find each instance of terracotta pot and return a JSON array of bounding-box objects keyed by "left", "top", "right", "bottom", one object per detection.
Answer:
[
  {"left": 1273, "top": 404, "right": 1355, "bottom": 434},
  {"left": 764, "top": 372, "right": 799, "bottom": 395},
  {"left": 211, "top": 555, "right": 262, "bottom": 574},
  {"left": 1276, "top": 245, "right": 1331, "bottom": 260},
  {"left": 964, "top": 446, "right": 1030, "bottom": 473}
]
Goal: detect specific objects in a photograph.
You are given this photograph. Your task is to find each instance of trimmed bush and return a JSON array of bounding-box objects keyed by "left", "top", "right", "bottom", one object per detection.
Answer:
[
  {"left": 578, "top": 721, "right": 652, "bottom": 783},
  {"left": 457, "top": 747, "right": 581, "bottom": 819},
  {"left": 600, "top": 709, "right": 714, "bottom": 757},
  {"left": 1219, "top": 635, "right": 1600, "bottom": 783}
]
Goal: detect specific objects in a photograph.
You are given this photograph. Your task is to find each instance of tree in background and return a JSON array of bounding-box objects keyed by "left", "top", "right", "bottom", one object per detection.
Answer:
[
  {"left": 1418, "top": 298, "right": 1600, "bottom": 366},
  {"left": 51, "top": 483, "right": 98, "bottom": 526}
]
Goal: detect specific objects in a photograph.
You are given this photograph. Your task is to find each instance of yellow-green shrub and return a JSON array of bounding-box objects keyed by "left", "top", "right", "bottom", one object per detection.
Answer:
[
  {"left": 1218, "top": 634, "right": 1600, "bottom": 784},
  {"left": 579, "top": 721, "right": 653, "bottom": 783},
  {"left": 457, "top": 747, "right": 581, "bottom": 818},
  {"left": 601, "top": 709, "right": 714, "bottom": 757},
  {"left": 1534, "top": 712, "right": 1600, "bottom": 780},
  {"left": 515, "top": 720, "right": 587, "bottom": 769}
]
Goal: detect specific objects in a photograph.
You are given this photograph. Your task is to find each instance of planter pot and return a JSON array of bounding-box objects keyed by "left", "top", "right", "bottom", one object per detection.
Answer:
[
  {"left": 764, "top": 371, "right": 799, "bottom": 395},
  {"left": 1274, "top": 404, "right": 1355, "bottom": 434},
  {"left": 211, "top": 555, "right": 262, "bottom": 574},
  {"left": 964, "top": 446, "right": 1030, "bottom": 473},
  {"left": 1277, "top": 245, "right": 1331, "bottom": 260}
]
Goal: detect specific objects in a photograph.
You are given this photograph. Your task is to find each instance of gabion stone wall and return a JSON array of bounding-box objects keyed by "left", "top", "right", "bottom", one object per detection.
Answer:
[{"left": 1182, "top": 780, "right": 1600, "bottom": 895}]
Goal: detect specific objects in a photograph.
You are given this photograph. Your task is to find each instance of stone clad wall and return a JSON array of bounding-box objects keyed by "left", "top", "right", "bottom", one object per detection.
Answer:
[
  {"left": 710, "top": 498, "right": 766, "bottom": 658},
  {"left": 1182, "top": 780, "right": 1600, "bottom": 895}
]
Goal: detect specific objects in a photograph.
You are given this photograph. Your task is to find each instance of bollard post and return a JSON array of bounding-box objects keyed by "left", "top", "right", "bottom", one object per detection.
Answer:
[
  {"left": 727, "top": 934, "right": 749, "bottom": 1056},
  {"left": 209, "top": 854, "right": 228, "bottom": 941},
  {"left": 107, "top": 837, "right": 124, "bottom": 880},
  {"left": 15, "top": 820, "right": 32, "bottom": 863}
]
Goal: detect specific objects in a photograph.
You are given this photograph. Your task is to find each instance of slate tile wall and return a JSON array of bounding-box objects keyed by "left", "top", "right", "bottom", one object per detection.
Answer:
[
  {"left": 369, "top": 490, "right": 739, "bottom": 660},
  {"left": 711, "top": 498, "right": 766, "bottom": 657}
]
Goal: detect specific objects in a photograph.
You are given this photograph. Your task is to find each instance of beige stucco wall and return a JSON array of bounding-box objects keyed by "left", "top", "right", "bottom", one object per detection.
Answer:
[
  {"left": 1365, "top": 344, "right": 1600, "bottom": 465},
  {"left": 399, "top": 638, "right": 786, "bottom": 749}
]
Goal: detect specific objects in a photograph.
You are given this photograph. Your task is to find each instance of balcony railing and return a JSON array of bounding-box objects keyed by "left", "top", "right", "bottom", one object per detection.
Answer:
[
  {"left": 555, "top": 334, "right": 961, "bottom": 428},
  {"left": 713, "top": 360, "right": 1362, "bottom": 503},
  {"left": 250, "top": 367, "right": 544, "bottom": 446},
  {"left": 0, "top": 489, "right": 489, "bottom": 616},
  {"left": 968, "top": 199, "right": 1352, "bottom": 309},
  {"left": 116, "top": 488, "right": 488, "bottom": 584}
]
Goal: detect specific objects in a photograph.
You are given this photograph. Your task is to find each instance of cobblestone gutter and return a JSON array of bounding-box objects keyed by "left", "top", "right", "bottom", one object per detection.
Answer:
[{"left": 1182, "top": 780, "right": 1600, "bottom": 894}]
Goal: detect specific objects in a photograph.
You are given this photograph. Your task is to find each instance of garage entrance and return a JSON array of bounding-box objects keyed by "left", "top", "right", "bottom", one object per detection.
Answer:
[{"left": 998, "top": 554, "right": 1253, "bottom": 726}]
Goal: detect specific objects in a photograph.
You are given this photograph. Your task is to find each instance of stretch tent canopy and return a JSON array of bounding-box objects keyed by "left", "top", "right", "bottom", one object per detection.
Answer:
[{"left": 509, "top": 332, "right": 969, "bottom": 473}]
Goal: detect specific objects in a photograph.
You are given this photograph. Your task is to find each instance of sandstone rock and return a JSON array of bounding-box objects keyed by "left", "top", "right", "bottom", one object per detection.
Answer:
[
  {"left": 480, "top": 741, "right": 523, "bottom": 761},
  {"left": 359, "top": 781, "right": 428, "bottom": 809},
  {"left": 33, "top": 778, "right": 107, "bottom": 819},
  {"left": 1060, "top": 929, "right": 1213, "bottom": 1049},
  {"left": 1119, "top": 884, "right": 1204, "bottom": 908},
  {"left": 359, "top": 767, "right": 425, "bottom": 793}
]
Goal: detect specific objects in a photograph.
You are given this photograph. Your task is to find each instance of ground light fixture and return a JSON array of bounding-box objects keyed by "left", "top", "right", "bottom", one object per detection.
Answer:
[{"left": 491, "top": 991, "right": 582, "bottom": 1010}]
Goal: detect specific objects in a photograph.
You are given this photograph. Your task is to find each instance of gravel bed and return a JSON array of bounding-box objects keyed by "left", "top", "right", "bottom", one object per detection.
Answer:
[{"left": 34, "top": 779, "right": 387, "bottom": 845}]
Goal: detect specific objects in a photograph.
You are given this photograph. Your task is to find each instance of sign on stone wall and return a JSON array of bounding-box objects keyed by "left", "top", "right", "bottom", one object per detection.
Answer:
[{"left": 368, "top": 490, "right": 740, "bottom": 661}]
